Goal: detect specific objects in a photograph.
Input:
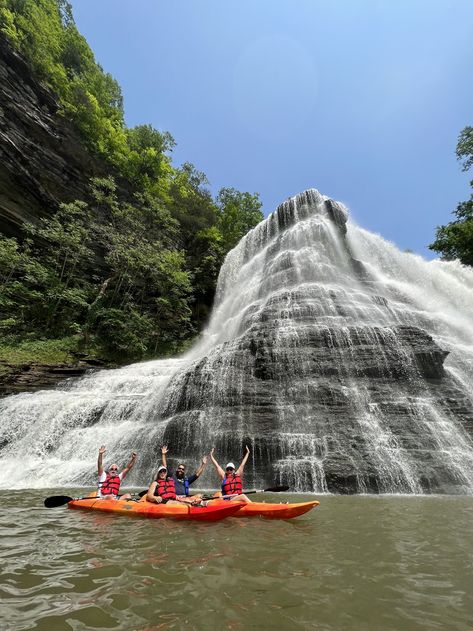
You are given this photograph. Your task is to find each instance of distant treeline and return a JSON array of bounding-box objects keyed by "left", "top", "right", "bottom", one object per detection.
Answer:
[{"left": 0, "top": 0, "right": 263, "bottom": 360}]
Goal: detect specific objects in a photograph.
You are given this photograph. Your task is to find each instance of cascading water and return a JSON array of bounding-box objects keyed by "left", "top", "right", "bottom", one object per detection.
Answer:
[{"left": 1, "top": 189, "right": 473, "bottom": 493}]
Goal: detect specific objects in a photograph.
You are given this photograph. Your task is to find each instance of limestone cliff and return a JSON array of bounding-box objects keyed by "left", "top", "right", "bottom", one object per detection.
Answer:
[
  {"left": 0, "top": 33, "right": 120, "bottom": 394},
  {"left": 155, "top": 191, "right": 473, "bottom": 494},
  {"left": 0, "top": 32, "right": 116, "bottom": 238}
]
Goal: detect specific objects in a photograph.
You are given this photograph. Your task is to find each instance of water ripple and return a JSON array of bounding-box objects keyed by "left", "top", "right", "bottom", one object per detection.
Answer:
[{"left": 1, "top": 492, "right": 472, "bottom": 630}]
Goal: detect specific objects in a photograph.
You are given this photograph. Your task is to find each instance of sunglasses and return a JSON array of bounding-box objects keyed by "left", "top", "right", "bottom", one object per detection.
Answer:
[
  {"left": 109, "top": 468, "right": 118, "bottom": 472},
  {"left": 226, "top": 467, "right": 235, "bottom": 471}
]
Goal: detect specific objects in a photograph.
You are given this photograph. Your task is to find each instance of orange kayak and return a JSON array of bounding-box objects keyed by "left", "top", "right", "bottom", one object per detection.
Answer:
[
  {"left": 68, "top": 496, "right": 244, "bottom": 522},
  {"left": 217, "top": 500, "right": 320, "bottom": 519}
]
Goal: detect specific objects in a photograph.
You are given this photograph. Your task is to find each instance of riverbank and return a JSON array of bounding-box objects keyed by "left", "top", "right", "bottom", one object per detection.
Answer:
[
  {"left": 0, "top": 333, "right": 200, "bottom": 397},
  {"left": 0, "top": 358, "right": 108, "bottom": 396},
  {"left": 0, "top": 338, "right": 111, "bottom": 396}
]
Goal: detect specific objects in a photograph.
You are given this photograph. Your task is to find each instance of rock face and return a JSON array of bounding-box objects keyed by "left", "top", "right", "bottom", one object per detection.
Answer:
[
  {"left": 0, "top": 32, "right": 112, "bottom": 237},
  {"left": 0, "top": 189, "right": 472, "bottom": 493},
  {"left": 156, "top": 190, "right": 473, "bottom": 494},
  {"left": 0, "top": 34, "right": 121, "bottom": 395},
  {"left": 0, "top": 358, "right": 106, "bottom": 397}
]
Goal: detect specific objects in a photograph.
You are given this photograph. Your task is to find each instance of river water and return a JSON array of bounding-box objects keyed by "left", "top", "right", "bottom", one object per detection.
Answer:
[{"left": 1, "top": 491, "right": 472, "bottom": 631}]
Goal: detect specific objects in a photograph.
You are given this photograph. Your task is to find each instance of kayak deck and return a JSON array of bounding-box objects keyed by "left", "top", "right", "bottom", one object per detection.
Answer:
[
  {"left": 206, "top": 498, "right": 320, "bottom": 519},
  {"left": 230, "top": 500, "right": 319, "bottom": 519},
  {"left": 68, "top": 497, "right": 244, "bottom": 521}
]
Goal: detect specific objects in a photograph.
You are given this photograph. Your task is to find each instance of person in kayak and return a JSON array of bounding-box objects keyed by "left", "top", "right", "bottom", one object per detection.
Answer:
[
  {"left": 209, "top": 446, "right": 252, "bottom": 503},
  {"left": 160, "top": 444, "right": 208, "bottom": 502},
  {"left": 97, "top": 445, "right": 137, "bottom": 500},
  {"left": 146, "top": 465, "right": 186, "bottom": 505}
]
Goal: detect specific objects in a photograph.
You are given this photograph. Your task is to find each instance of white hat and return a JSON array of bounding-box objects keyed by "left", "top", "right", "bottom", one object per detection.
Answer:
[
  {"left": 157, "top": 465, "right": 167, "bottom": 473},
  {"left": 225, "top": 462, "right": 235, "bottom": 469}
]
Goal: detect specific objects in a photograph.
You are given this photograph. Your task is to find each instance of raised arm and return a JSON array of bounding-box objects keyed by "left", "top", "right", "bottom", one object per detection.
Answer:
[
  {"left": 210, "top": 448, "right": 225, "bottom": 479},
  {"left": 161, "top": 445, "right": 168, "bottom": 470},
  {"left": 97, "top": 445, "right": 106, "bottom": 476},
  {"left": 236, "top": 445, "right": 251, "bottom": 476},
  {"left": 121, "top": 451, "right": 137, "bottom": 479},
  {"left": 195, "top": 454, "right": 208, "bottom": 478}
]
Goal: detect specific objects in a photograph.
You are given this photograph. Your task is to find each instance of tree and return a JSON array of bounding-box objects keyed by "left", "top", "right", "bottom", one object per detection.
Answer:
[
  {"left": 430, "top": 127, "right": 473, "bottom": 265},
  {"left": 124, "top": 124, "right": 175, "bottom": 188},
  {"left": 456, "top": 126, "right": 473, "bottom": 172},
  {"left": 216, "top": 187, "right": 263, "bottom": 252},
  {"left": 85, "top": 179, "right": 193, "bottom": 357},
  {"left": 0, "top": 200, "right": 95, "bottom": 337}
]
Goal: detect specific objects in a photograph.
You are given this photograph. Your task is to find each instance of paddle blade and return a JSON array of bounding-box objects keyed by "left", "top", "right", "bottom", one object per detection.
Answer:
[
  {"left": 263, "top": 485, "right": 290, "bottom": 493},
  {"left": 44, "top": 495, "right": 73, "bottom": 508}
]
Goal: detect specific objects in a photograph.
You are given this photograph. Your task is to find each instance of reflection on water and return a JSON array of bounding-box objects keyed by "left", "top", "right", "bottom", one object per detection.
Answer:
[{"left": 1, "top": 491, "right": 472, "bottom": 630}]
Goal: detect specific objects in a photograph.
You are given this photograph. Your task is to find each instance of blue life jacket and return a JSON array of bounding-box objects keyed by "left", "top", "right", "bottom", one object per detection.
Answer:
[{"left": 173, "top": 475, "right": 190, "bottom": 496}]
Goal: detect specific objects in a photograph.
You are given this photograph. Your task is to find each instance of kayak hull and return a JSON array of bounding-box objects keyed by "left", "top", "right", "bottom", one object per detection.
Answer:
[
  {"left": 230, "top": 500, "right": 319, "bottom": 519},
  {"left": 68, "top": 497, "right": 244, "bottom": 521}
]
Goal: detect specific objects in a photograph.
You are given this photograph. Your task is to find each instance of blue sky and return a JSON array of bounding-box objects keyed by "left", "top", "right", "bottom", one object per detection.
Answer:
[{"left": 69, "top": 0, "right": 473, "bottom": 258}]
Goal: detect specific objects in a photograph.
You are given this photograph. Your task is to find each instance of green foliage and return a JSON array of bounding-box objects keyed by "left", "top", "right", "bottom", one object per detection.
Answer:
[
  {"left": 189, "top": 226, "right": 225, "bottom": 324},
  {"left": 0, "top": 202, "right": 94, "bottom": 337},
  {"left": 0, "top": 336, "right": 81, "bottom": 365},
  {"left": 169, "top": 163, "right": 218, "bottom": 238},
  {"left": 0, "top": 179, "right": 193, "bottom": 359},
  {"left": 216, "top": 187, "right": 263, "bottom": 252},
  {"left": 429, "top": 199, "right": 473, "bottom": 266},
  {"left": 0, "top": 5, "right": 19, "bottom": 45},
  {"left": 456, "top": 126, "right": 473, "bottom": 172},
  {"left": 125, "top": 125, "right": 175, "bottom": 188},
  {"left": 0, "top": 0, "right": 264, "bottom": 361},
  {"left": 430, "top": 126, "right": 473, "bottom": 265}
]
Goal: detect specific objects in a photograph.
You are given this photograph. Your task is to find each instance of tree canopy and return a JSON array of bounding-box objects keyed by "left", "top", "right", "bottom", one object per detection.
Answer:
[{"left": 429, "top": 126, "right": 473, "bottom": 266}]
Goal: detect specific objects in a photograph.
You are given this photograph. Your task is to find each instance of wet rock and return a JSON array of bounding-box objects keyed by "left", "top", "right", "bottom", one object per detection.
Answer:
[
  {"left": 155, "top": 191, "right": 473, "bottom": 494},
  {"left": 0, "top": 358, "right": 108, "bottom": 397}
]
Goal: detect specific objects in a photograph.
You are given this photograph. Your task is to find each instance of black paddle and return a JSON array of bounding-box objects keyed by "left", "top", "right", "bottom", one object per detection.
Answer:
[
  {"left": 44, "top": 492, "right": 141, "bottom": 508},
  {"left": 202, "top": 485, "right": 289, "bottom": 500},
  {"left": 136, "top": 485, "right": 289, "bottom": 501},
  {"left": 44, "top": 495, "right": 99, "bottom": 508}
]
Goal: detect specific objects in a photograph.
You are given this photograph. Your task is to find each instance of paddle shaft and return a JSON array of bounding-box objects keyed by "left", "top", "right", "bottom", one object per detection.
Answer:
[
  {"left": 202, "top": 485, "right": 289, "bottom": 500},
  {"left": 129, "top": 485, "right": 288, "bottom": 501},
  {"left": 208, "top": 490, "right": 270, "bottom": 500}
]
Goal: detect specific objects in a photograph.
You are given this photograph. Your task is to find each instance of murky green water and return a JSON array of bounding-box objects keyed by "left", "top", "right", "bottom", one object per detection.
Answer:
[{"left": 0, "top": 491, "right": 472, "bottom": 631}]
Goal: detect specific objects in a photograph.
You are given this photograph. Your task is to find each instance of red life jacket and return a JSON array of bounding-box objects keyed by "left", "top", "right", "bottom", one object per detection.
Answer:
[
  {"left": 155, "top": 477, "right": 177, "bottom": 502},
  {"left": 222, "top": 474, "right": 243, "bottom": 496},
  {"left": 100, "top": 473, "right": 121, "bottom": 496}
]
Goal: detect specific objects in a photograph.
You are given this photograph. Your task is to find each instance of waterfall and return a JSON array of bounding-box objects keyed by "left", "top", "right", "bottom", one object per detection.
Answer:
[{"left": 1, "top": 189, "right": 473, "bottom": 493}]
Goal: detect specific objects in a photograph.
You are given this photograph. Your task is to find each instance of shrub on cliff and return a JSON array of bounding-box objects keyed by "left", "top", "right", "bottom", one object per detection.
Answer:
[{"left": 0, "top": 178, "right": 193, "bottom": 359}]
